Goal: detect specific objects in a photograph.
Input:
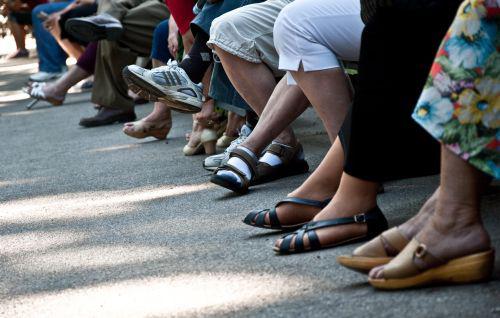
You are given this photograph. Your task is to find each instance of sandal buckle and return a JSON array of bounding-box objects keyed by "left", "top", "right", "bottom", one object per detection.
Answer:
[
  {"left": 354, "top": 214, "right": 366, "bottom": 223},
  {"left": 414, "top": 244, "right": 427, "bottom": 258}
]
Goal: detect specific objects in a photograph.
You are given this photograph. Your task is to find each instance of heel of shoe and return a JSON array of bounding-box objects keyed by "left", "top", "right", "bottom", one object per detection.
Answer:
[
  {"left": 203, "top": 140, "right": 217, "bottom": 155},
  {"left": 441, "top": 250, "right": 495, "bottom": 284}
]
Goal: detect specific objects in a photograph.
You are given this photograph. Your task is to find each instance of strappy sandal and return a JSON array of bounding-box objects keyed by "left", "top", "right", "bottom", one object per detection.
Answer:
[
  {"left": 255, "top": 143, "right": 309, "bottom": 184},
  {"left": 275, "top": 206, "right": 388, "bottom": 255},
  {"left": 210, "top": 147, "right": 259, "bottom": 194},
  {"left": 337, "top": 227, "right": 409, "bottom": 273},
  {"left": 243, "top": 197, "right": 331, "bottom": 231},
  {"left": 368, "top": 239, "right": 494, "bottom": 290},
  {"left": 26, "top": 82, "right": 65, "bottom": 108}
]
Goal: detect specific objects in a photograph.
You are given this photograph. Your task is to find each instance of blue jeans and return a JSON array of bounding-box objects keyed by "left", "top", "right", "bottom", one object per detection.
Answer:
[
  {"left": 32, "top": 2, "right": 71, "bottom": 73},
  {"left": 150, "top": 19, "right": 173, "bottom": 64}
]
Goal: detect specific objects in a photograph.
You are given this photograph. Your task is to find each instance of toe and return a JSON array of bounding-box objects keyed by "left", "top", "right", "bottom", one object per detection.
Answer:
[{"left": 369, "top": 265, "right": 385, "bottom": 279}]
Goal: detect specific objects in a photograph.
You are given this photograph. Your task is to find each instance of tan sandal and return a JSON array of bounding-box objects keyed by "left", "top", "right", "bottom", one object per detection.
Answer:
[
  {"left": 337, "top": 227, "right": 409, "bottom": 273},
  {"left": 368, "top": 239, "right": 494, "bottom": 290},
  {"left": 122, "top": 119, "right": 172, "bottom": 140}
]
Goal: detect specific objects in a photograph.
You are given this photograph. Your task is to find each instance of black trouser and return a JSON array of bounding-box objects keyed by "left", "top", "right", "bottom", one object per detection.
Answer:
[
  {"left": 339, "top": 2, "right": 462, "bottom": 182},
  {"left": 59, "top": 3, "right": 98, "bottom": 45}
]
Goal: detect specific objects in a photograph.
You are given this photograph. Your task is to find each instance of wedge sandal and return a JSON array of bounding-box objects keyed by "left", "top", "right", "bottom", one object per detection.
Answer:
[
  {"left": 210, "top": 147, "right": 259, "bottom": 194},
  {"left": 243, "top": 197, "right": 332, "bottom": 231},
  {"left": 255, "top": 143, "right": 309, "bottom": 184},
  {"left": 275, "top": 206, "right": 388, "bottom": 255},
  {"left": 337, "top": 227, "right": 410, "bottom": 273},
  {"left": 368, "top": 239, "right": 494, "bottom": 290}
]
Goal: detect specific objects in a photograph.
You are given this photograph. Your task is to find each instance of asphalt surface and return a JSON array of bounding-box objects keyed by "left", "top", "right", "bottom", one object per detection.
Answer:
[{"left": 0, "top": 57, "right": 499, "bottom": 318}]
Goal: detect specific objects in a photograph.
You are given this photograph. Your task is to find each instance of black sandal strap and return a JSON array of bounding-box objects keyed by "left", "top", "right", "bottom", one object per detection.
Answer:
[
  {"left": 229, "top": 147, "right": 259, "bottom": 176},
  {"left": 276, "top": 197, "right": 331, "bottom": 209},
  {"left": 278, "top": 206, "right": 387, "bottom": 254}
]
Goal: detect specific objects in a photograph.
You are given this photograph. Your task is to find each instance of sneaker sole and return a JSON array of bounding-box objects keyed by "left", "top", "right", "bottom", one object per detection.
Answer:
[
  {"left": 65, "top": 19, "right": 122, "bottom": 43},
  {"left": 122, "top": 67, "right": 202, "bottom": 114}
]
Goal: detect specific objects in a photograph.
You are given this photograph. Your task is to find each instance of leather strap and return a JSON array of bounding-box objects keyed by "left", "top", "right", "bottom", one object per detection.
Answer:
[
  {"left": 264, "top": 143, "right": 303, "bottom": 164},
  {"left": 279, "top": 206, "right": 386, "bottom": 253},
  {"left": 244, "top": 197, "right": 331, "bottom": 229}
]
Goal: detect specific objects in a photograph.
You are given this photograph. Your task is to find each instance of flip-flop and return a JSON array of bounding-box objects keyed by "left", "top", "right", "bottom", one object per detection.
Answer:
[
  {"left": 275, "top": 206, "right": 388, "bottom": 255},
  {"left": 368, "top": 239, "right": 495, "bottom": 290},
  {"left": 243, "top": 197, "right": 331, "bottom": 231},
  {"left": 337, "top": 227, "right": 409, "bottom": 273}
]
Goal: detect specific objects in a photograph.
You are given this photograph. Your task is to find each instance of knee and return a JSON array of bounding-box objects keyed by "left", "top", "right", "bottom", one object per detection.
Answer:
[{"left": 153, "top": 19, "right": 169, "bottom": 41}]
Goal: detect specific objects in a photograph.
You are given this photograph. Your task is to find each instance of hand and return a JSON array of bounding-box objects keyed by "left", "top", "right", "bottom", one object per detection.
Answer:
[
  {"left": 43, "top": 12, "right": 60, "bottom": 31},
  {"left": 168, "top": 32, "right": 179, "bottom": 57},
  {"left": 195, "top": 99, "right": 217, "bottom": 125}
]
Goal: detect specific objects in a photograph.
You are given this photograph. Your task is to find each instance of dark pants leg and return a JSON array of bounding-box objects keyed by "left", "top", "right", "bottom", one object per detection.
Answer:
[{"left": 341, "top": 2, "right": 462, "bottom": 182}]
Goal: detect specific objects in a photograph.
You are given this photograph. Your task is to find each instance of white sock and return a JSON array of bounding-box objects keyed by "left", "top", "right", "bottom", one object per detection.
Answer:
[
  {"left": 216, "top": 146, "right": 254, "bottom": 185},
  {"left": 259, "top": 142, "right": 294, "bottom": 166}
]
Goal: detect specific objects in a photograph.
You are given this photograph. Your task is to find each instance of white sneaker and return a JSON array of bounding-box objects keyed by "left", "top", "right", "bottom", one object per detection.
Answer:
[
  {"left": 29, "top": 71, "right": 65, "bottom": 82},
  {"left": 122, "top": 60, "right": 203, "bottom": 113},
  {"left": 203, "top": 124, "right": 252, "bottom": 171}
]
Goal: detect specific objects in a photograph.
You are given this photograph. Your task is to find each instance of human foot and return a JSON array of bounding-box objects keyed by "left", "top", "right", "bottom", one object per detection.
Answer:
[
  {"left": 337, "top": 189, "right": 440, "bottom": 272},
  {"left": 27, "top": 82, "right": 65, "bottom": 106},
  {"left": 123, "top": 117, "right": 172, "bottom": 140},
  {"left": 243, "top": 181, "right": 336, "bottom": 230},
  {"left": 274, "top": 186, "right": 388, "bottom": 254},
  {"left": 369, "top": 198, "right": 492, "bottom": 286},
  {"left": 274, "top": 204, "right": 388, "bottom": 254}
]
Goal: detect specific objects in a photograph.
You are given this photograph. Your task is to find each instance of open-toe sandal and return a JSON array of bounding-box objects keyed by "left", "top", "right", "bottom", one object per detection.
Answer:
[
  {"left": 275, "top": 206, "right": 388, "bottom": 255},
  {"left": 243, "top": 197, "right": 331, "bottom": 231},
  {"left": 27, "top": 83, "right": 64, "bottom": 107},
  {"left": 123, "top": 119, "right": 172, "bottom": 140},
  {"left": 368, "top": 239, "right": 494, "bottom": 290},
  {"left": 337, "top": 227, "right": 409, "bottom": 273},
  {"left": 255, "top": 143, "right": 309, "bottom": 185},
  {"left": 210, "top": 147, "right": 258, "bottom": 194}
]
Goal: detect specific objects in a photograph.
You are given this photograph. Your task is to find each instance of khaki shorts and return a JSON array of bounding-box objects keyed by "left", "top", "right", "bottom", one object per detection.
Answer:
[{"left": 207, "top": 0, "right": 294, "bottom": 77}]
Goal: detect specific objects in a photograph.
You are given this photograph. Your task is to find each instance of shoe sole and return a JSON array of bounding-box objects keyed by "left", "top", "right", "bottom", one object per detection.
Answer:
[
  {"left": 122, "top": 67, "right": 201, "bottom": 114},
  {"left": 203, "top": 161, "right": 223, "bottom": 172},
  {"left": 254, "top": 160, "right": 310, "bottom": 185},
  {"left": 65, "top": 19, "right": 122, "bottom": 43},
  {"left": 210, "top": 174, "right": 248, "bottom": 195},
  {"left": 336, "top": 255, "right": 394, "bottom": 274},
  {"left": 79, "top": 114, "right": 136, "bottom": 128},
  {"left": 368, "top": 250, "right": 494, "bottom": 290}
]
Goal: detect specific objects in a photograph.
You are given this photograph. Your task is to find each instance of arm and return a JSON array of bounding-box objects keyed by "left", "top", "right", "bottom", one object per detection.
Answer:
[{"left": 167, "top": 16, "right": 179, "bottom": 57}]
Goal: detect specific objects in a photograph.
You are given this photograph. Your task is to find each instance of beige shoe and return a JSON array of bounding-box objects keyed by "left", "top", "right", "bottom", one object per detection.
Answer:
[
  {"left": 368, "top": 239, "right": 494, "bottom": 290},
  {"left": 337, "top": 227, "right": 409, "bottom": 273},
  {"left": 122, "top": 119, "right": 171, "bottom": 140},
  {"left": 216, "top": 133, "right": 237, "bottom": 148}
]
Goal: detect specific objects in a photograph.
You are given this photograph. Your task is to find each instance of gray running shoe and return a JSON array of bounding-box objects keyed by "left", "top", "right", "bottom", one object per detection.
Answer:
[
  {"left": 122, "top": 60, "right": 203, "bottom": 113},
  {"left": 203, "top": 124, "right": 252, "bottom": 171}
]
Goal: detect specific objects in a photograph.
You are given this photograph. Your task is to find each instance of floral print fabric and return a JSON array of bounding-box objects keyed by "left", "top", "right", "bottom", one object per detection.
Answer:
[{"left": 413, "top": 0, "right": 500, "bottom": 178}]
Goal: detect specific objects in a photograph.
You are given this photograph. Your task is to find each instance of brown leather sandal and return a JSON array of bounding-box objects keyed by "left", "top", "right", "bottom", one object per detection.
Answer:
[
  {"left": 337, "top": 227, "right": 409, "bottom": 273},
  {"left": 368, "top": 239, "right": 494, "bottom": 290},
  {"left": 255, "top": 143, "right": 309, "bottom": 184},
  {"left": 210, "top": 147, "right": 259, "bottom": 194}
]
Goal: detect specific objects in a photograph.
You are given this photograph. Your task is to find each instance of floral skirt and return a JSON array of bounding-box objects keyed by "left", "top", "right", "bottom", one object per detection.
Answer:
[{"left": 412, "top": 0, "right": 499, "bottom": 179}]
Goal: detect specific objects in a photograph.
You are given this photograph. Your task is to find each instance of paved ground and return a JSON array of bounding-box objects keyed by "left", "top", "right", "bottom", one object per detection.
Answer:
[{"left": 0, "top": 57, "right": 499, "bottom": 318}]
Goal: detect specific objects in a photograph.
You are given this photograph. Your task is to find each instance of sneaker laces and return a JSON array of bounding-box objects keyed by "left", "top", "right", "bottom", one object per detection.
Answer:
[{"left": 223, "top": 125, "right": 251, "bottom": 155}]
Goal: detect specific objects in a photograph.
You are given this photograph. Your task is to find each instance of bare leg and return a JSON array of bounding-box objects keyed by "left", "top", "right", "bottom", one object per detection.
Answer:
[
  {"left": 8, "top": 21, "right": 26, "bottom": 51},
  {"left": 242, "top": 78, "right": 309, "bottom": 154},
  {"left": 370, "top": 146, "right": 491, "bottom": 279},
  {"left": 50, "top": 21, "right": 84, "bottom": 59},
  {"left": 290, "top": 66, "right": 351, "bottom": 143},
  {"left": 35, "top": 64, "right": 89, "bottom": 100}
]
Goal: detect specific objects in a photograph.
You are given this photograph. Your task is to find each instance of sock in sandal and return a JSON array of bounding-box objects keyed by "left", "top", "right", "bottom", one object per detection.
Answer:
[{"left": 216, "top": 146, "right": 255, "bottom": 185}]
